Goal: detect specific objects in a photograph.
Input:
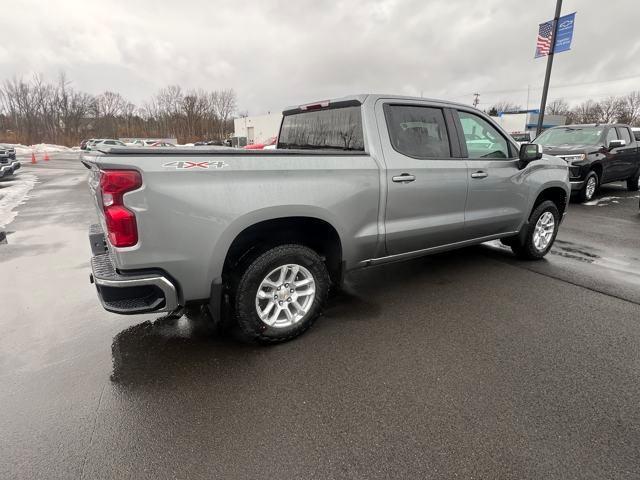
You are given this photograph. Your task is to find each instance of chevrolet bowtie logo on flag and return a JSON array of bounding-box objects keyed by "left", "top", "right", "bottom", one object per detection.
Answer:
[{"left": 535, "top": 12, "right": 576, "bottom": 58}]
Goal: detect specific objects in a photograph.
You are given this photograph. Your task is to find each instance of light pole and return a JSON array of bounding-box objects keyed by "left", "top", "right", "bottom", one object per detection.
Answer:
[{"left": 536, "top": 0, "right": 563, "bottom": 136}]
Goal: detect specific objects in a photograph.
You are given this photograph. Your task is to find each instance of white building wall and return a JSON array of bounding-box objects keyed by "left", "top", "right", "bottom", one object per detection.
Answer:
[
  {"left": 491, "top": 113, "right": 566, "bottom": 137},
  {"left": 234, "top": 113, "right": 283, "bottom": 144}
]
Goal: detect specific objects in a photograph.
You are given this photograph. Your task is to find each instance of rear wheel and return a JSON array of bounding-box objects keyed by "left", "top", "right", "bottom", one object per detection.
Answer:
[
  {"left": 511, "top": 200, "right": 560, "bottom": 260},
  {"left": 626, "top": 172, "right": 640, "bottom": 192},
  {"left": 578, "top": 171, "right": 598, "bottom": 203},
  {"left": 232, "top": 244, "right": 330, "bottom": 344}
]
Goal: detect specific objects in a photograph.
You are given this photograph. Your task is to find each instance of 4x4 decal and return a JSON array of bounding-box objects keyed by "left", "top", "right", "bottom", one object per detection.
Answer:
[{"left": 163, "top": 160, "right": 228, "bottom": 169}]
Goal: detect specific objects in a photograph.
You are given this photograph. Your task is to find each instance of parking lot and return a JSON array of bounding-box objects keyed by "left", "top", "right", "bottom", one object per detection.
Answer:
[{"left": 1, "top": 155, "right": 640, "bottom": 479}]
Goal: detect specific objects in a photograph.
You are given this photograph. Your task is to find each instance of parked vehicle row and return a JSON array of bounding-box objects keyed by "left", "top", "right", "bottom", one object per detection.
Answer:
[
  {"left": 129, "top": 140, "right": 177, "bottom": 147},
  {"left": 82, "top": 139, "right": 127, "bottom": 151},
  {"left": 81, "top": 139, "right": 177, "bottom": 150},
  {"left": 83, "top": 94, "right": 570, "bottom": 345},
  {"left": 533, "top": 123, "right": 640, "bottom": 202},
  {"left": 194, "top": 140, "right": 226, "bottom": 146},
  {"left": 0, "top": 144, "right": 20, "bottom": 179}
]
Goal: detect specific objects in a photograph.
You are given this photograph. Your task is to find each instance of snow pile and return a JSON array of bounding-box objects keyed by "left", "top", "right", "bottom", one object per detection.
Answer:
[
  {"left": 0, "top": 173, "right": 37, "bottom": 229},
  {"left": 7, "top": 143, "right": 78, "bottom": 155}
]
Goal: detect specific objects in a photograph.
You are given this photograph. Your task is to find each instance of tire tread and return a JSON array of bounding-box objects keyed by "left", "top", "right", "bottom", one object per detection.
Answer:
[
  {"left": 511, "top": 200, "right": 560, "bottom": 260},
  {"left": 232, "top": 244, "right": 330, "bottom": 344}
]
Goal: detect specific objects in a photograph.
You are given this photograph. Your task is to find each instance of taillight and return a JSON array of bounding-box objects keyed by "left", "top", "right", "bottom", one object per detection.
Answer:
[
  {"left": 99, "top": 170, "right": 142, "bottom": 247},
  {"left": 299, "top": 100, "right": 329, "bottom": 111}
]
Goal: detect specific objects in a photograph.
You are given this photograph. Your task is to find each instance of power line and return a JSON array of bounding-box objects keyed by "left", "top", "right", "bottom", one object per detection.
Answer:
[{"left": 445, "top": 72, "right": 640, "bottom": 101}]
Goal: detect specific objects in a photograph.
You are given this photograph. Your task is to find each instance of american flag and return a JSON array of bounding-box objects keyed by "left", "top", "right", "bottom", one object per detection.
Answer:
[{"left": 535, "top": 20, "right": 555, "bottom": 58}]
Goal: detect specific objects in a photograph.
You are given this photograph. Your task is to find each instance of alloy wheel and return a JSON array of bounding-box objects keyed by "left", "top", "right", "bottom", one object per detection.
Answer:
[
  {"left": 255, "top": 264, "right": 316, "bottom": 328},
  {"left": 532, "top": 211, "right": 555, "bottom": 251}
]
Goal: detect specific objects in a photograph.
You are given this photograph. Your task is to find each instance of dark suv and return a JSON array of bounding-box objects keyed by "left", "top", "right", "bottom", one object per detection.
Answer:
[{"left": 534, "top": 124, "right": 640, "bottom": 202}]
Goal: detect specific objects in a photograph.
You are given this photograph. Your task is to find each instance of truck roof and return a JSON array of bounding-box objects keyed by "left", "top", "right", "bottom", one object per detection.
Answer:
[
  {"left": 552, "top": 123, "right": 633, "bottom": 129},
  {"left": 283, "top": 94, "right": 476, "bottom": 115}
]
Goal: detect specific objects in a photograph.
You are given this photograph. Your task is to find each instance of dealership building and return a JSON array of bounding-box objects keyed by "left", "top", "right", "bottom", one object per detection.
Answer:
[
  {"left": 233, "top": 113, "right": 282, "bottom": 146},
  {"left": 491, "top": 110, "right": 566, "bottom": 142}
]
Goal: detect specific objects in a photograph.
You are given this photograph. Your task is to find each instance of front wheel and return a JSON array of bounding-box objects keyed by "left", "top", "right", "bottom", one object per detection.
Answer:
[
  {"left": 578, "top": 171, "right": 598, "bottom": 203},
  {"left": 511, "top": 200, "right": 560, "bottom": 260},
  {"left": 232, "top": 244, "right": 330, "bottom": 344}
]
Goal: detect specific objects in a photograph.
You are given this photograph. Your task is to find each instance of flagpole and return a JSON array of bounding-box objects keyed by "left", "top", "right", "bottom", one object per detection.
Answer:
[{"left": 536, "top": 0, "right": 563, "bottom": 137}]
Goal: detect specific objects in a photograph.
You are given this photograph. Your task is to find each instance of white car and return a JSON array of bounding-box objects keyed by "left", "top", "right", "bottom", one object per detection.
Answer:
[
  {"left": 90, "top": 139, "right": 126, "bottom": 150},
  {"left": 130, "top": 140, "right": 158, "bottom": 147},
  {"left": 85, "top": 139, "right": 103, "bottom": 150}
]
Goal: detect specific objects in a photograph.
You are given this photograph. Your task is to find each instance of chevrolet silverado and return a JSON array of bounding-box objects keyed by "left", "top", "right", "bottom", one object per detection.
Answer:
[
  {"left": 534, "top": 123, "right": 640, "bottom": 202},
  {"left": 84, "top": 94, "right": 570, "bottom": 343}
]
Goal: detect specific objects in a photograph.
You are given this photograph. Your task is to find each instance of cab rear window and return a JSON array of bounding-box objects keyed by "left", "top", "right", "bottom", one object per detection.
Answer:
[{"left": 278, "top": 106, "right": 364, "bottom": 151}]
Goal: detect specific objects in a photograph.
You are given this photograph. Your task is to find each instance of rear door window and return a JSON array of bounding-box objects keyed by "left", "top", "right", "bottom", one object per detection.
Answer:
[
  {"left": 383, "top": 105, "right": 451, "bottom": 158},
  {"left": 616, "top": 127, "right": 632, "bottom": 145},
  {"left": 278, "top": 106, "right": 364, "bottom": 151}
]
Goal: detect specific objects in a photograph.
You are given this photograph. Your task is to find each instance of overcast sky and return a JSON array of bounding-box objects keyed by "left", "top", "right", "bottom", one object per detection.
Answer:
[{"left": 2, "top": 0, "right": 640, "bottom": 115}]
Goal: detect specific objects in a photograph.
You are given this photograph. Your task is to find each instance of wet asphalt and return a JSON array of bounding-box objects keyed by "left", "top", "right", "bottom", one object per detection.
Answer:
[{"left": 1, "top": 155, "right": 640, "bottom": 479}]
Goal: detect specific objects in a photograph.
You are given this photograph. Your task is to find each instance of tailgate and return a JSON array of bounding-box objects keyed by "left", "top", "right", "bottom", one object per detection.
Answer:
[{"left": 82, "top": 156, "right": 104, "bottom": 220}]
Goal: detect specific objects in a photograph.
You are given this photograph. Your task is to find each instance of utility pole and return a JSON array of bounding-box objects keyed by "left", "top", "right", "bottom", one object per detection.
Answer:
[
  {"left": 472, "top": 93, "right": 480, "bottom": 108},
  {"left": 536, "top": 0, "right": 563, "bottom": 136}
]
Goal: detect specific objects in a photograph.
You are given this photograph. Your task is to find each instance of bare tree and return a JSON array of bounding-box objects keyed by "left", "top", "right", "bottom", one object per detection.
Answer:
[
  {"left": 546, "top": 98, "right": 571, "bottom": 116},
  {"left": 597, "top": 96, "right": 623, "bottom": 124},
  {"left": 0, "top": 72, "right": 238, "bottom": 145},
  {"left": 487, "top": 101, "right": 521, "bottom": 116},
  {"left": 212, "top": 89, "right": 237, "bottom": 140},
  {"left": 571, "top": 100, "right": 602, "bottom": 124},
  {"left": 617, "top": 91, "right": 640, "bottom": 126}
]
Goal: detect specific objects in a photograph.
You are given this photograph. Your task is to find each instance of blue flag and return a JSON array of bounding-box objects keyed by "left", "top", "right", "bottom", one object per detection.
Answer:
[{"left": 554, "top": 12, "right": 576, "bottom": 53}]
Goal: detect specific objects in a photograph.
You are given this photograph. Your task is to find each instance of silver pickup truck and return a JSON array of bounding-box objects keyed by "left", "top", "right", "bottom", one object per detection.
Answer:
[{"left": 84, "top": 94, "right": 570, "bottom": 343}]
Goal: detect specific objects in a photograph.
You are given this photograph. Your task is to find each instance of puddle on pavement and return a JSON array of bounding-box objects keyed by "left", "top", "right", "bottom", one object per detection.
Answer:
[
  {"left": 486, "top": 238, "right": 640, "bottom": 276},
  {"left": 484, "top": 239, "right": 599, "bottom": 264},
  {"left": 109, "top": 306, "right": 238, "bottom": 385},
  {"left": 541, "top": 239, "right": 640, "bottom": 277},
  {"left": 552, "top": 240, "right": 599, "bottom": 263},
  {"left": 583, "top": 195, "right": 640, "bottom": 207}
]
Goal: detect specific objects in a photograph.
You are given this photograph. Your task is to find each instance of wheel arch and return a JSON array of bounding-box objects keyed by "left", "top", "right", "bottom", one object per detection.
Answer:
[
  {"left": 590, "top": 162, "right": 603, "bottom": 183},
  {"left": 532, "top": 185, "right": 569, "bottom": 218},
  {"left": 209, "top": 206, "right": 346, "bottom": 287}
]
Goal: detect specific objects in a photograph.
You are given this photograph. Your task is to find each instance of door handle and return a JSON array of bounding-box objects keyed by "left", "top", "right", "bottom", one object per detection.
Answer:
[
  {"left": 392, "top": 173, "right": 416, "bottom": 183},
  {"left": 471, "top": 171, "right": 488, "bottom": 179}
]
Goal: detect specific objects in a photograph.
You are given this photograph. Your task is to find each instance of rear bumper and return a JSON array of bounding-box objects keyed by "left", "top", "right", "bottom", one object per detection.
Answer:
[{"left": 89, "top": 224, "right": 180, "bottom": 315}]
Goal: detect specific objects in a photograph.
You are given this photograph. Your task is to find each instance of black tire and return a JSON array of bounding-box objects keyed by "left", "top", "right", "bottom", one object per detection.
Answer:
[
  {"left": 626, "top": 172, "right": 640, "bottom": 192},
  {"left": 231, "top": 244, "right": 330, "bottom": 344},
  {"left": 511, "top": 200, "right": 560, "bottom": 260},
  {"left": 578, "top": 171, "right": 598, "bottom": 203}
]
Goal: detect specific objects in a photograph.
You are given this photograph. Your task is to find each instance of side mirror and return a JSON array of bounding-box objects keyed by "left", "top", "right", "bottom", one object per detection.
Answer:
[
  {"left": 519, "top": 143, "right": 543, "bottom": 166},
  {"left": 608, "top": 139, "right": 625, "bottom": 150}
]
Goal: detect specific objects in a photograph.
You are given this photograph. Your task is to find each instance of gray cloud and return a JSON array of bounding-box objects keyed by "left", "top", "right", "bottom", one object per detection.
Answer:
[{"left": 1, "top": 0, "right": 639, "bottom": 114}]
